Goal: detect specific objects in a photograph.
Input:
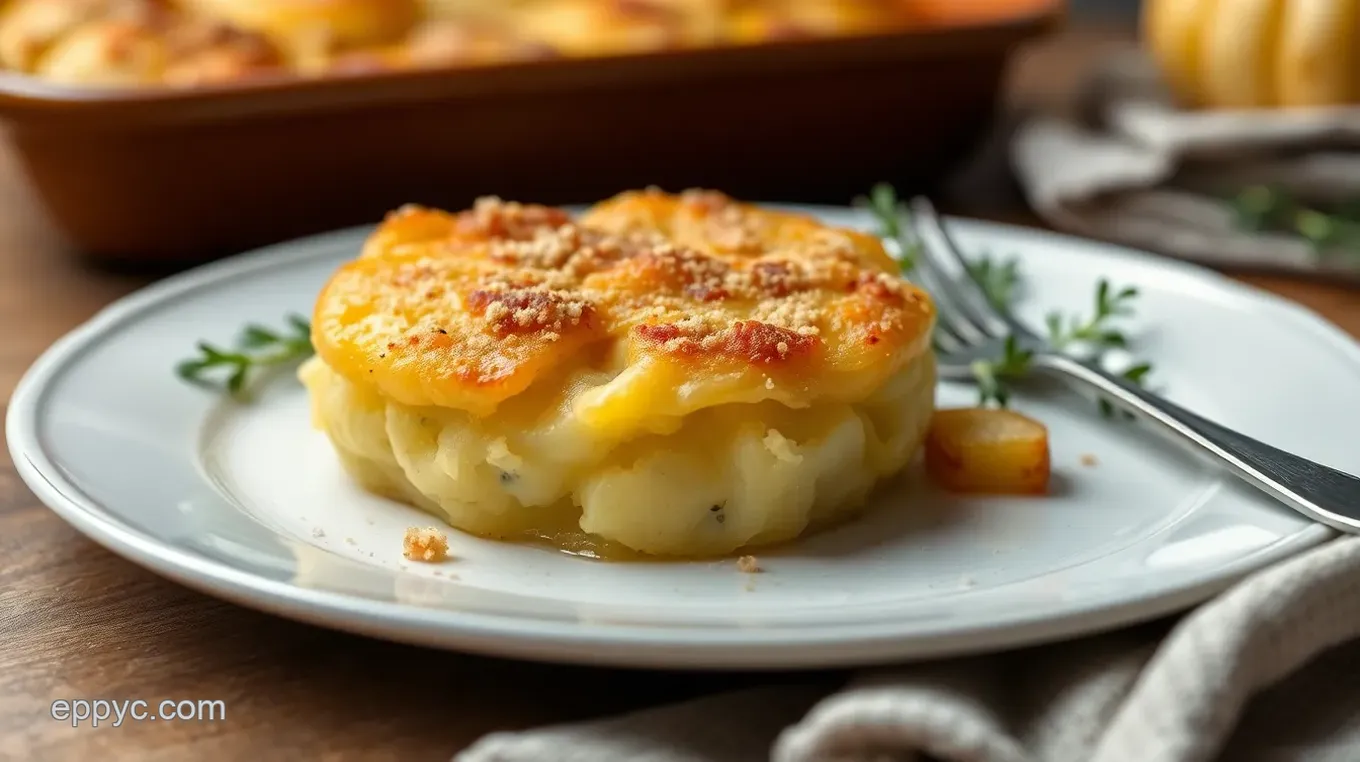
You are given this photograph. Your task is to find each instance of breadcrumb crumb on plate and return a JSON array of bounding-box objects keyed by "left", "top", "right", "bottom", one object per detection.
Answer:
[{"left": 403, "top": 526, "right": 450, "bottom": 562}]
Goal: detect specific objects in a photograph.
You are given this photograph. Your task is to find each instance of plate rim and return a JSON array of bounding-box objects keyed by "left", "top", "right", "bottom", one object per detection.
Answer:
[{"left": 6, "top": 210, "right": 1345, "bottom": 669}]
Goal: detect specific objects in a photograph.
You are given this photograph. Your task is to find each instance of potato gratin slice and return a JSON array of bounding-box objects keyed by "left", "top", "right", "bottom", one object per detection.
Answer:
[{"left": 302, "top": 189, "right": 936, "bottom": 557}]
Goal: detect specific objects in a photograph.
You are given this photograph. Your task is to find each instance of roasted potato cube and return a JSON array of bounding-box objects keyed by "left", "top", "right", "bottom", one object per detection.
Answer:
[{"left": 925, "top": 408, "right": 1050, "bottom": 495}]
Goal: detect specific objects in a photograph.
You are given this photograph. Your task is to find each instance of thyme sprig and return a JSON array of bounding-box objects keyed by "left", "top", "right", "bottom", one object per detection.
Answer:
[
  {"left": 966, "top": 255, "right": 1022, "bottom": 310},
  {"left": 970, "top": 336, "right": 1032, "bottom": 408},
  {"left": 1098, "top": 362, "right": 1154, "bottom": 419},
  {"left": 857, "top": 183, "right": 920, "bottom": 272},
  {"left": 860, "top": 184, "right": 1156, "bottom": 410},
  {"left": 176, "top": 314, "right": 313, "bottom": 398},
  {"left": 1045, "top": 280, "right": 1139, "bottom": 352},
  {"left": 1229, "top": 185, "right": 1360, "bottom": 264}
]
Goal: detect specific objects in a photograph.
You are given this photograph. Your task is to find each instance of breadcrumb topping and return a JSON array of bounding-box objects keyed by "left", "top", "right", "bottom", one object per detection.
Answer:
[
  {"left": 312, "top": 188, "right": 935, "bottom": 411},
  {"left": 737, "top": 555, "right": 762, "bottom": 573},
  {"left": 403, "top": 526, "right": 450, "bottom": 562},
  {"left": 460, "top": 196, "right": 573, "bottom": 241},
  {"left": 467, "top": 287, "right": 595, "bottom": 337}
]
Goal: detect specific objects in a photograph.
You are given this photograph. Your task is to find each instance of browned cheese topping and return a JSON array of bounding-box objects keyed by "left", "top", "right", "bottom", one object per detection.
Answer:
[{"left": 312, "top": 188, "right": 935, "bottom": 413}]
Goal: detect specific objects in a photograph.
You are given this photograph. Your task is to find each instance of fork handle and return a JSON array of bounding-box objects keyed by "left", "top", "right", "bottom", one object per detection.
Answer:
[{"left": 1034, "top": 353, "right": 1360, "bottom": 533}]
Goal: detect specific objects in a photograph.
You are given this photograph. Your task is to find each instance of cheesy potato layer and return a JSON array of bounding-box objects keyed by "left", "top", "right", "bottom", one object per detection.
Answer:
[
  {"left": 301, "top": 349, "right": 934, "bottom": 556},
  {"left": 306, "top": 189, "right": 937, "bottom": 556}
]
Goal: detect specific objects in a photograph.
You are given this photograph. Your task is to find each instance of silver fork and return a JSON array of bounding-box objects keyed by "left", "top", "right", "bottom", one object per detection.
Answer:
[{"left": 906, "top": 197, "right": 1360, "bottom": 534}]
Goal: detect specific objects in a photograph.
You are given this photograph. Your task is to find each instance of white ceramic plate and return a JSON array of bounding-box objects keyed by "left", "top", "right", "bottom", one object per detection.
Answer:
[{"left": 9, "top": 207, "right": 1354, "bottom": 669}]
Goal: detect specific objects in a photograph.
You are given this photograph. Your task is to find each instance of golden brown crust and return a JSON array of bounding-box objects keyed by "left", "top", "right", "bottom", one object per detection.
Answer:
[
  {"left": 505, "top": 0, "right": 715, "bottom": 56},
  {"left": 0, "top": 0, "right": 928, "bottom": 87},
  {"left": 158, "top": 19, "right": 283, "bottom": 85},
  {"left": 6, "top": 0, "right": 285, "bottom": 85},
  {"left": 313, "top": 189, "right": 934, "bottom": 415},
  {"left": 0, "top": 0, "right": 166, "bottom": 72},
  {"left": 180, "top": 0, "right": 419, "bottom": 50}
]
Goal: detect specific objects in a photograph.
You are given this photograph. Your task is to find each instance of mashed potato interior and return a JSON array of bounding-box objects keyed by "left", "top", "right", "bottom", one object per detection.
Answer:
[{"left": 300, "top": 348, "right": 935, "bottom": 558}]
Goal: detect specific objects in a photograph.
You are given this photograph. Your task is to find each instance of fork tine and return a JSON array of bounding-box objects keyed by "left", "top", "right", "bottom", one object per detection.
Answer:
[
  {"left": 905, "top": 238, "right": 993, "bottom": 346},
  {"left": 930, "top": 308, "right": 969, "bottom": 352},
  {"left": 931, "top": 328, "right": 962, "bottom": 355},
  {"left": 915, "top": 274, "right": 976, "bottom": 347},
  {"left": 908, "top": 197, "right": 1011, "bottom": 339}
]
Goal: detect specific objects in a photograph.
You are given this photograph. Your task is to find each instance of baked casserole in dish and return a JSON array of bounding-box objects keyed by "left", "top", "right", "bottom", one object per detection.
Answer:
[
  {"left": 0, "top": 0, "right": 1058, "bottom": 264},
  {"left": 0, "top": 0, "right": 1024, "bottom": 87}
]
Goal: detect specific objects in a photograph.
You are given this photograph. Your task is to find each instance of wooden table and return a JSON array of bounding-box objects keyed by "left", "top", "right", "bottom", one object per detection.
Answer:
[{"left": 3, "top": 34, "right": 1360, "bottom": 762}]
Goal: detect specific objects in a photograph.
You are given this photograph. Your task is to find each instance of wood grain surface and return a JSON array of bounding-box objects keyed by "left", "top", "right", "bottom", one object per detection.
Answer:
[{"left": 3, "top": 30, "right": 1360, "bottom": 762}]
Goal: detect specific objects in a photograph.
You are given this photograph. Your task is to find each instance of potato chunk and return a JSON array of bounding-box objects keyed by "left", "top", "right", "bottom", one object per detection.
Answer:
[{"left": 924, "top": 408, "right": 1050, "bottom": 495}]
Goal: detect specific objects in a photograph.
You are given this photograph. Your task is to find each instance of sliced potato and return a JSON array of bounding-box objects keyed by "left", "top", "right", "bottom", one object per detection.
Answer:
[{"left": 925, "top": 408, "right": 1050, "bottom": 495}]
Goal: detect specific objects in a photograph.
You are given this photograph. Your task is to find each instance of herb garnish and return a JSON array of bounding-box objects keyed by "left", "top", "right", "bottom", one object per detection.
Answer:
[
  {"left": 859, "top": 184, "right": 1156, "bottom": 410},
  {"left": 176, "top": 314, "right": 314, "bottom": 398},
  {"left": 1229, "top": 185, "right": 1360, "bottom": 265},
  {"left": 966, "top": 255, "right": 1021, "bottom": 310},
  {"left": 969, "top": 336, "right": 1033, "bottom": 408},
  {"left": 1098, "top": 363, "right": 1153, "bottom": 419},
  {"left": 858, "top": 182, "right": 920, "bottom": 272},
  {"left": 1045, "top": 280, "right": 1139, "bottom": 352}
]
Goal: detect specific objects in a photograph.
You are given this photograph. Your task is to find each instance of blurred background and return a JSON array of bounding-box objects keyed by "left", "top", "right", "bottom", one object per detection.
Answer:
[
  {"left": 0, "top": 0, "right": 1355, "bottom": 281},
  {"left": 1073, "top": 0, "right": 1139, "bottom": 18},
  {"left": 0, "top": 0, "right": 1066, "bottom": 264}
]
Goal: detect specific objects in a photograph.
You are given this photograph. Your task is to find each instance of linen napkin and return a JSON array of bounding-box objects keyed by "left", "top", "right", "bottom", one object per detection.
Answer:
[
  {"left": 457, "top": 535, "right": 1360, "bottom": 762},
  {"left": 1010, "top": 44, "right": 1360, "bottom": 279}
]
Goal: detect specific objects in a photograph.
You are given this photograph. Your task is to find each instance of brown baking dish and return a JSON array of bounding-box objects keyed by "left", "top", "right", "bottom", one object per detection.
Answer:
[{"left": 0, "top": 2, "right": 1060, "bottom": 267}]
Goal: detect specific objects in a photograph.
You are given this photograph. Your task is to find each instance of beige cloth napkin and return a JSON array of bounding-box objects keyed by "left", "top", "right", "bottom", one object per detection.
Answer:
[
  {"left": 457, "top": 535, "right": 1360, "bottom": 762},
  {"left": 1011, "top": 46, "right": 1360, "bottom": 278}
]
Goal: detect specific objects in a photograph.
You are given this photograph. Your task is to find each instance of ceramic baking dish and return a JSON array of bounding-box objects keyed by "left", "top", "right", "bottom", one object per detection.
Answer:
[{"left": 0, "top": 2, "right": 1060, "bottom": 266}]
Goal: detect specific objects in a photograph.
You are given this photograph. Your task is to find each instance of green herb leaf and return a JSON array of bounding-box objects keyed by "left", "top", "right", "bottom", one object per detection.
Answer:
[
  {"left": 1044, "top": 311, "right": 1063, "bottom": 340},
  {"left": 1123, "top": 362, "right": 1154, "bottom": 384},
  {"left": 176, "top": 313, "right": 315, "bottom": 399},
  {"left": 286, "top": 313, "right": 311, "bottom": 336},
  {"left": 1227, "top": 185, "right": 1360, "bottom": 265},
  {"left": 966, "top": 254, "right": 1021, "bottom": 310},
  {"left": 969, "top": 335, "right": 1034, "bottom": 408},
  {"left": 240, "top": 325, "right": 280, "bottom": 348},
  {"left": 866, "top": 183, "right": 902, "bottom": 240},
  {"left": 1099, "top": 362, "right": 1156, "bottom": 420},
  {"left": 174, "top": 358, "right": 210, "bottom": 380},
  {"left": 858, "top": 182, "right": 918, "bottom": 273},
  {"left": 1100, "top": 330, "right": 1128, "bottom": 348},
  {"left": 227, "top": 365, "right": 248, "bottom": 394},
  {"left": 1047, "top": 277, "right": 1142, "bottom": 353}
]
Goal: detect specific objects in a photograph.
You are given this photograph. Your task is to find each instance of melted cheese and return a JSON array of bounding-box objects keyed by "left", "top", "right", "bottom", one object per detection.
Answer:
[{"left": 312, "top": 189, "right": 934, "bottom": 434}]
